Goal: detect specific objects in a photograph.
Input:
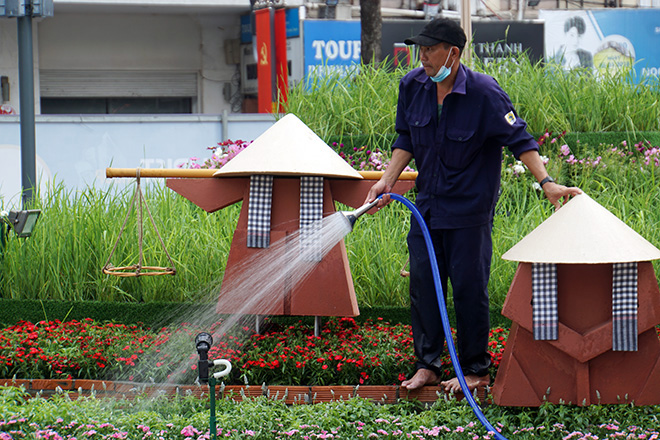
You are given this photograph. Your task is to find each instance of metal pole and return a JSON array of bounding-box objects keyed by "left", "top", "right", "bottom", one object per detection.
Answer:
[
  {"left": 17, "top": 14, "right": 37, "bottom": 208},
  {"left": 104, "top": 167, "right": 420, "bottom": 180},
  {"left": 314, "top": 316, "right": 322, "bottom": 337},
  {"left": 222, "top": 109, "right": 229, "bottom": 141},
  {"left": 460, "top": 0, "right": 472, "bottom": 66},
  {"left": 209, "top": 376, "right": 217, "bottom": 440}
]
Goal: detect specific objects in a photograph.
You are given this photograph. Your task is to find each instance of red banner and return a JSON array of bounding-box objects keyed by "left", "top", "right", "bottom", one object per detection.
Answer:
[
  {"left": 274, "top": 8, "right": 288, "bottom": 112},
  {"left": 255, "top": 8, "right": 273, "bottom": 114}
]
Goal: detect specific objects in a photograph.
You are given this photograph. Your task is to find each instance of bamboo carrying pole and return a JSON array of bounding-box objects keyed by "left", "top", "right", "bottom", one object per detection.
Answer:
[{"left": 105, "top": 168, "right": 418, "bottom": 180}]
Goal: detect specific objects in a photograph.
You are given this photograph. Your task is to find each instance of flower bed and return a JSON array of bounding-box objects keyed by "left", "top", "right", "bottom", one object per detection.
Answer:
[
  {"left": 0, "top": 317, "right": 507, "bottom": 388},
  {"left": 2, "top": 384, "right": 660, "bottom": 440}
]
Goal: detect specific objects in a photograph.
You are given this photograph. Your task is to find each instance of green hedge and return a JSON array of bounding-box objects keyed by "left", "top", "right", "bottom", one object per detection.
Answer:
[
  {"left": 0, "top": 299, "right": 511, "bottom": 329},
  {"left": 327, "top": 131, "right": 660, "bottom": 158}
]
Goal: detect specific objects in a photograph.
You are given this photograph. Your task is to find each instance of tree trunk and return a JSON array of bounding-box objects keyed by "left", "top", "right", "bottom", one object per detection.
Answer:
[{"left": 360, "top": 0, "right": 382, "bottom": 65}]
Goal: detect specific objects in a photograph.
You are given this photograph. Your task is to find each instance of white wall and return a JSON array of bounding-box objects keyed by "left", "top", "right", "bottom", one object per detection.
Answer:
[
  {"left": 38, "top": 14, "right": 201, "bottom": 70},
  {"left": 198, "top": 15, "right": 242, "bottom": 114},
  {"left": 0, "top": 19, "right": 40, "bottom": 115},
  {"left": 0, "top": 114, "right": 276, "bottom": 208},
  {"left": 0, "top": 10, "right": 242, "bottom": 115}
]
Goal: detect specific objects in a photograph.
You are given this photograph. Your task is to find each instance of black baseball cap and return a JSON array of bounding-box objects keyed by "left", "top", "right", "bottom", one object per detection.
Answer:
[{"left": 404, "top": 18, "right": 466, "bottom": 49}]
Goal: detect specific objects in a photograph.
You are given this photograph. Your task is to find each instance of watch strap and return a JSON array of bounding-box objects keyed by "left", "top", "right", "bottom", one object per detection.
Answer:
[{"left": 539, "top": 176, "right": 555, "bottom": 187}]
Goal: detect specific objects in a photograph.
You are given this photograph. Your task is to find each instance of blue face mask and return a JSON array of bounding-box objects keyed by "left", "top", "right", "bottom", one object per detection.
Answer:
[{"left": 430, "top": 49, "right": 455, "bottom": 83}]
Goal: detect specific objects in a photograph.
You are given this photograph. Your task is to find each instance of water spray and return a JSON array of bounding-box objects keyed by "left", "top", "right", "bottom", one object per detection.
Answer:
[
  {"left": 348, "top": 194, "right": 509, "bottom": 440},
  {"left": 195, "top": 332, "right": 232, "bottom": 440}
]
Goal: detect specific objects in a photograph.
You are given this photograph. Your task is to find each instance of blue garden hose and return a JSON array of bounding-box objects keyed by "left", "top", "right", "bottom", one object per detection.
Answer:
[{"left": 385, "top": 193, "right": 508, "bottom": 440}]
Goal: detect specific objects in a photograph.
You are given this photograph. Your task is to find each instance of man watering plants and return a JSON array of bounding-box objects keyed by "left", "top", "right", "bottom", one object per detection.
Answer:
[{"left": 365, "top": 18, "right": 581, "bottom": 393}]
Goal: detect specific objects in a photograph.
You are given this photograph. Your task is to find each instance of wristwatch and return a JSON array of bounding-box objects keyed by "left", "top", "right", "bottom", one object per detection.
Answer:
[{"left": 539, "top": 176, "right": 555, "bottom": 188}]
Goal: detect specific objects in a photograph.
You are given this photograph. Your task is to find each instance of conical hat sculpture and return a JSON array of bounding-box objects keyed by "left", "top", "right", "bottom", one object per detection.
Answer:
[
  {"left": 493, "top": 192, "right": 660, "bottom": 406},
  {"left": 502, "top": 192, "right": 660, "bottom": 263},
  {"left": 214, "top": 114, "right": 363, "bottom": 178},
  {"left": 167, "top": 113, "right": 415, "bottom": 318}
]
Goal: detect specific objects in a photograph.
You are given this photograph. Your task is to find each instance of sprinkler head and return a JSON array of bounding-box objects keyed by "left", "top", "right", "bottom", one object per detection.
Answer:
[
  {"left": 195, "top": 332, "right": 213, "bottom": 355},
  {"left": 339, "top": 199, "right": 380, "bottom": 230},
  {"left": 195, "top": 332, "right": 213, "bottom": 383}
]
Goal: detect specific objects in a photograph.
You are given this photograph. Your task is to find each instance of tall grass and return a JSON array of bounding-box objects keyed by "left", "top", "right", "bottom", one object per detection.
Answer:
[
  {"left": 2, "top": 57, "right": 659, "bottom": 309},
  {"left": 285, "top": 54, "right": 660, "bottom": 142},
  {"left": 3, "top": 143, "right": 658, "bottom": 308},
  {"left": 478, "top": 56, "right": 660, "bottom": 133},
  {"left": 0, "top": 182, "right": 239, "bottom": 303},
  {"left": 343, "top": 199, "right": 412, "bottom": 308},
  {"left": 283, "top": 62, "right": 406, "bottom": 150}
]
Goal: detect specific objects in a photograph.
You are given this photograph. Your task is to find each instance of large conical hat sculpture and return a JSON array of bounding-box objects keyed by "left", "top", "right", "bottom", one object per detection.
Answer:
[
  {"left": 214, "top": 113, "right": 362, "bottom": 179},
  {"left": 502, "top": 192, "right": 660, "bottom": 263},
  {"left": 493, "top": 192, "right": 660, "bottom": 406},
  {"left": 167, "top": 113, "right": 415, "bottom": 318}
]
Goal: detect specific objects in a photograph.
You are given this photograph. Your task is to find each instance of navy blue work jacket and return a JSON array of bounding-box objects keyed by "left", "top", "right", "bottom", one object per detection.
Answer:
[{"left": 392, "top": 64, "right": 539, "bottom": 229}]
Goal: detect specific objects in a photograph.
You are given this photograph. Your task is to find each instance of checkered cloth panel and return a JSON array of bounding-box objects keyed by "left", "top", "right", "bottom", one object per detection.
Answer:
[
  {"left": 247, "top": 175, "right": 273, "bottom": 248},
  {"left": 532, "top": 263, "right": 558, "bottom": 340},
  {"left": 612, "top": 262, "right": 638, "bottom": 352},
  {"left": 299, "top": 176, "right": 323, "bottom": 262}
]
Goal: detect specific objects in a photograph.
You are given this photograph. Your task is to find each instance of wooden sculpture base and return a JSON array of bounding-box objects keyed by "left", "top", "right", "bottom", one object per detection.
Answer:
[
  {"left": 167, "top": 176, "right": 415, "bottom": 317},
  {"left": 492, "top": 262, "right": 660, "bottom": 406}
]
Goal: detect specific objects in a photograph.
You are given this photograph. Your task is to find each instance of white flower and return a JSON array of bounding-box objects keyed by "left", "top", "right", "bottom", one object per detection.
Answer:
[{"left": 512, "top": 163, "right": 525, "bottom": 175}]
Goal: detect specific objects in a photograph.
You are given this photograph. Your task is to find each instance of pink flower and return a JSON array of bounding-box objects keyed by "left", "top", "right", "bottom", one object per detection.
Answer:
[
  {"left": 560, "top": 144, "right": 570, "bottom": 156},
  {"left": 181, "top": 425, "right": 198, "bottom": 437},
  {"left": 137, "top": 425, "right": 151, "bottom": 433}
]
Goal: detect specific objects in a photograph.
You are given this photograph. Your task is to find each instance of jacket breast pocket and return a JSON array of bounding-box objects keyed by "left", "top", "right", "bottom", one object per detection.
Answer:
[
  {"left": 408, "top": 113, "right": 433, "bottom": 147},
  {"left": 441, "top": 126, "right": 480, "bottom": 170}
]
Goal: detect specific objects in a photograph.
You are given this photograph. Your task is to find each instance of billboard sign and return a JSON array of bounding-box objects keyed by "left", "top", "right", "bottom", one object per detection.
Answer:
[
  {"left": 472, "top": 21, "right": 544, "bottom": 65},
  {"left": 540, "top": 9, "right": 660, "bottom": 80},
  {"left": 303, "top": 20, "right": 361, "bottom": 79},
  {"left": 381, "top": 19, "right": 544, "bottom": 67},
  {"left": 302, "top": 18, "right": 544, "bottom": 82}
]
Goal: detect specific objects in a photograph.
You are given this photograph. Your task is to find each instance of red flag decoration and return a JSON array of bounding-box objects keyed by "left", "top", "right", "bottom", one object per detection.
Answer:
[
  {"left": 255, "top": 7, "right": 288, "bottom": 113},
  {"left": 255, "top": 8, "right": 274, "bottom": 113},
  {"left": 274, "top": 7, "right": 288, "bottom": 112}
]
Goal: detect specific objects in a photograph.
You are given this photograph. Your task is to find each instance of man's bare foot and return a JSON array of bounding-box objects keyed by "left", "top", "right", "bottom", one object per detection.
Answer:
[
  {"left": 401, "top": 368, "right": 439, "bottom": 390},
  {"left": 440, "top": 374, "right": 490, "bottom": 394}
]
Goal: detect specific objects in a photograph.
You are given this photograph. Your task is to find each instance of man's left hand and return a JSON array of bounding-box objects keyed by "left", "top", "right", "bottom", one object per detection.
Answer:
[{"left": 543, "top": 182, "right": 582, "bottom": 210}]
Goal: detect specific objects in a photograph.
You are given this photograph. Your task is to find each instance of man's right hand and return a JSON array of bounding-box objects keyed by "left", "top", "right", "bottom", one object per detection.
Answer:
[{"left": 365, "top": 179, "right": 392, "bottom": 208}]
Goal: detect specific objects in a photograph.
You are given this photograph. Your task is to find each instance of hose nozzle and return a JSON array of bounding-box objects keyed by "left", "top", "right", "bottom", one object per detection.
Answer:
[{"left": 339, "top": 199, "right": 380, "bottom": 230}]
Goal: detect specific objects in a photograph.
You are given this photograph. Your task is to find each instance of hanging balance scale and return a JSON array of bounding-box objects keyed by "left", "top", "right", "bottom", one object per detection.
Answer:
[{"left": 102, "top": 169, "right": 176, "bottom": 277}]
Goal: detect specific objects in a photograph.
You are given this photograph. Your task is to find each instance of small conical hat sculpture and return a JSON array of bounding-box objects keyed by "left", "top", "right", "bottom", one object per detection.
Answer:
[
  {"left": 502, "top": 192, "right": 660, "bottom": 264},
  {"left": 213, "top": 114, "right": 363, "bottom": 179},
  {"left": 494, "top": 191, "right": 660, "bottom": 407}
]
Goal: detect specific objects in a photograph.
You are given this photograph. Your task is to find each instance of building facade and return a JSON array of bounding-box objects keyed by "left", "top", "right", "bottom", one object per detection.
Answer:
[{"left": 1, "top": 0, "right": 656, "bottom": 117}]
